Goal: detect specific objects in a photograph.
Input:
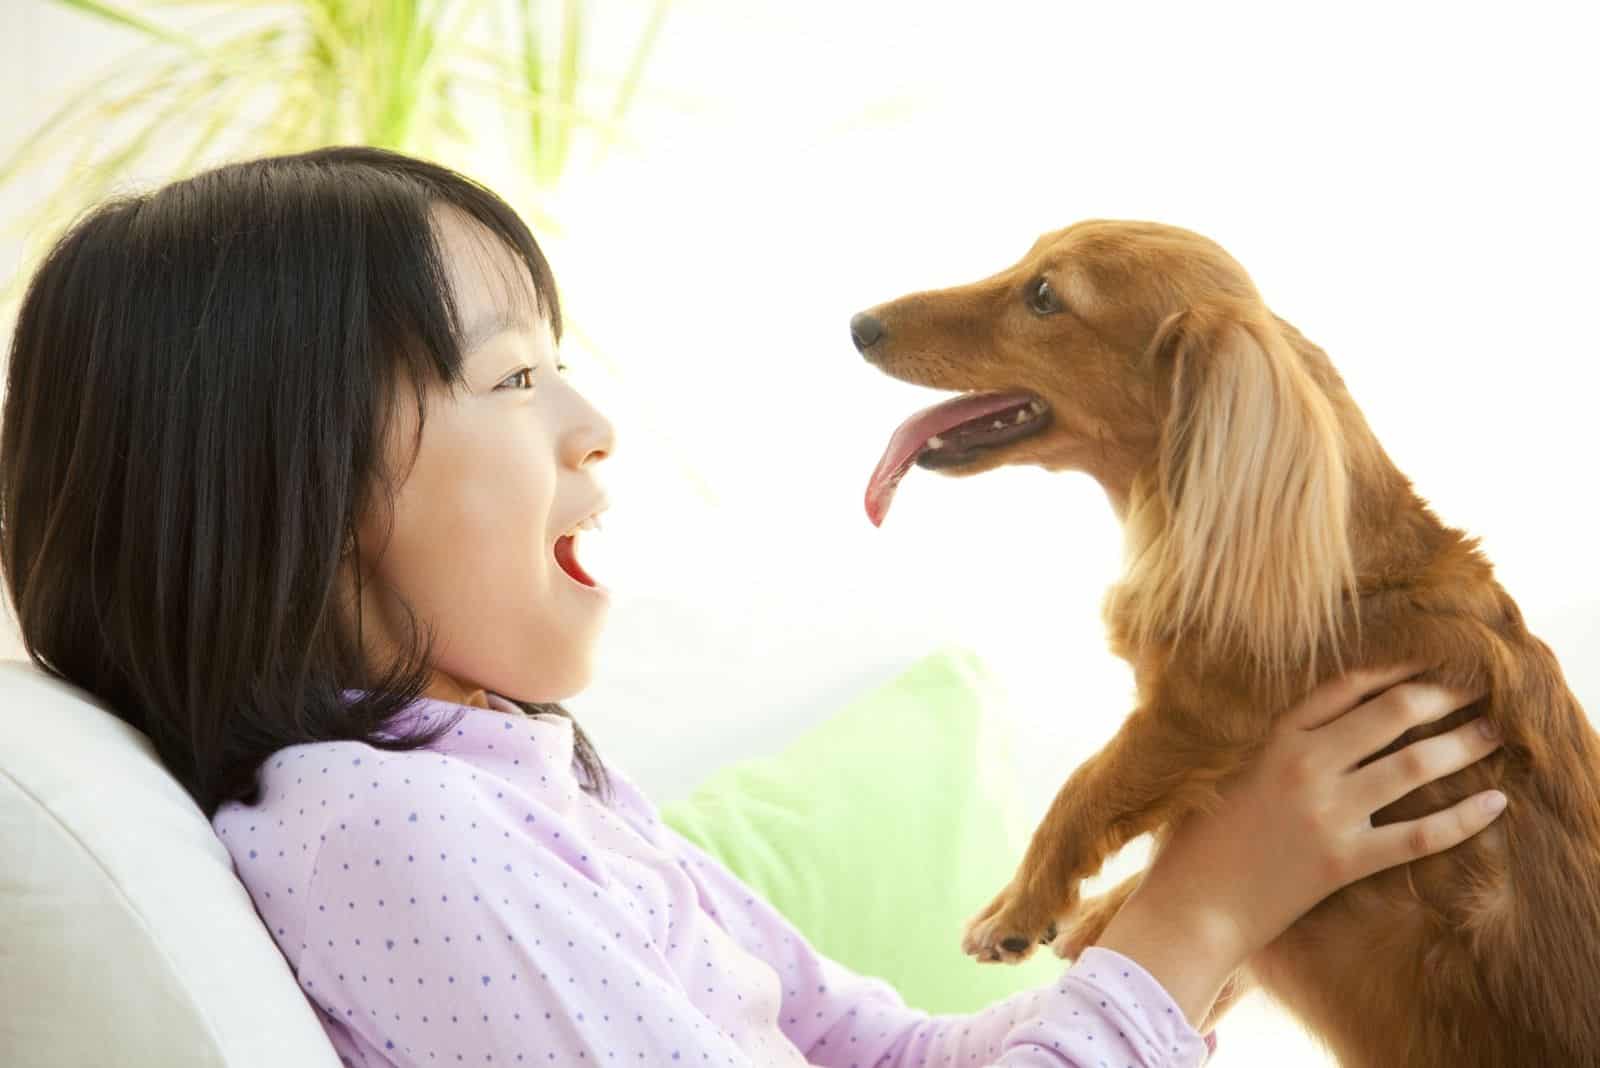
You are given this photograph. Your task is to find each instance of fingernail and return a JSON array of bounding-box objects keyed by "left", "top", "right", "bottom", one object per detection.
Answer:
[
  {"left": 1476, "top": 717, "right": 1500, "bottom": 740},
  {"left": 1481, "top": 791, "right": 1507, "bottom": 813}
]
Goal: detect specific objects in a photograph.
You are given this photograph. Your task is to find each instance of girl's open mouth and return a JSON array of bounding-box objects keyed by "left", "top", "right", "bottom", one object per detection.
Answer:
[{"left": 554, "top": 533, "right": 599, "bottom": 589}]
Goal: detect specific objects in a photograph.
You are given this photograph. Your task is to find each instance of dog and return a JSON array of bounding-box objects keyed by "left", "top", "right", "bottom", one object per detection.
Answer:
[{"left": 849, "top": 220, "right": 1600, "bottom": 1066}]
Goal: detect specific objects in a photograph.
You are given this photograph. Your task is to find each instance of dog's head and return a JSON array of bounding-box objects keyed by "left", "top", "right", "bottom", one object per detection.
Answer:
[
  {"left": 853, "top": 219, "right": 1359, "bottom": 674},
  {"left": 853, "top": 219, "right": 1291, "bottom": 522}
]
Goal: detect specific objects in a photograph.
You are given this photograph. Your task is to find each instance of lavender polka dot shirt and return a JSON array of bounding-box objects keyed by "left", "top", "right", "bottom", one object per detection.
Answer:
[{"left": 213, "top": 692, "right": 1218, "bottom": 1066}]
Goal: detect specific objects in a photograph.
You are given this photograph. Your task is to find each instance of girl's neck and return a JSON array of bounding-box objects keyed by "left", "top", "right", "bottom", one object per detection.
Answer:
[{"left": 424, "top": 669, "right": 492, "bottom": 709}]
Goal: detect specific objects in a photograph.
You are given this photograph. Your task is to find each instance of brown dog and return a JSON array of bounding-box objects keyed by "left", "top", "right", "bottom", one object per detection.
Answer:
[{"left": 850, "top": 220, "right": 1600, "bottom": 1066}]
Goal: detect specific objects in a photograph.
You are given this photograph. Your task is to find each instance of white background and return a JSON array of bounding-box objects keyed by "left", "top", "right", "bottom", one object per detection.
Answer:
[{"left": 3, "top": 2, "right": 1597, "bottom": 1062}]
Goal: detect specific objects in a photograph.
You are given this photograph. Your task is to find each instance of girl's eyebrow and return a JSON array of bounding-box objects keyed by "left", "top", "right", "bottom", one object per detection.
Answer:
[{"left": 461, "top": 307, "right": 539, "bottom": 353}]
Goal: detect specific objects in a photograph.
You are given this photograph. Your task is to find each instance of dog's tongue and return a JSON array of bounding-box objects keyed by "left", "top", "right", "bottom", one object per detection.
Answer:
[{"left": 865, "top": 389, "right": 1038, "bottom": 526}]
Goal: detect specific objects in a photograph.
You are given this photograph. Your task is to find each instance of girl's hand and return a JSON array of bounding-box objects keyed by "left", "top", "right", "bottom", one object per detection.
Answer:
[
  {"left": 1095, "top": 662, "right": 1507, "bottom": 1027},
  {"left": 1177, "top": 661, "right": 1506, "bottom": 961}
]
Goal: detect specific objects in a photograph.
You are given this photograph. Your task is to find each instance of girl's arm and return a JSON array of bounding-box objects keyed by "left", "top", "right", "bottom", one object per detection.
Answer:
[
  {"left": 659, "top": 662, "right": 1508, "bottom": 1067},
  {"left": 662, "top": 826, "right": 1216, "bottom": 1067},
  {"left": 294, "top": 778, "right": 1180, "bottom": 1068}
]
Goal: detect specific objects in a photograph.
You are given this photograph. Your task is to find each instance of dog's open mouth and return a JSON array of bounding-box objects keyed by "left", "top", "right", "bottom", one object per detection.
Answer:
[{"left": 865, "top": 389, "right": 1053, "bottom": 526}]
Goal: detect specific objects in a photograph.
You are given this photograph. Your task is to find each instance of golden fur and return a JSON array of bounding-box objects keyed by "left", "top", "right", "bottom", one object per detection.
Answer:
[{"left": 853, "top": 220, "right": 1600, "bottom": 1066}]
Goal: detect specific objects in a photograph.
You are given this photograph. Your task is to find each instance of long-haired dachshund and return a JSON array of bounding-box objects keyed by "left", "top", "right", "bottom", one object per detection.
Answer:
[{"left": 849, "top": 220, "right": 1599, "bottom": 1067}]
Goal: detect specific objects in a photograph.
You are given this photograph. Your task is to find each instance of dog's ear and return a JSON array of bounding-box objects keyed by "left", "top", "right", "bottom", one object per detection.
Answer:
[{"left": 1129, "top": 304, "right": 1356, "bottom": 684}]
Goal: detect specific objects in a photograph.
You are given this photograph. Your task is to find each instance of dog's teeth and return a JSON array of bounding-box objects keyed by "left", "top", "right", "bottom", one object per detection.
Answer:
[
  {"left": 991, "top": 419, "right": 1005, "bottom": 429},
  {"left": 1028, "top": 400, "right": 1045, "bottom": 414},
  {"left": 1014, "top": 409, "right": 1029, "bottom": 424},
  {"left": 927, "top": 435, "right": 944, "bottom": 449}
]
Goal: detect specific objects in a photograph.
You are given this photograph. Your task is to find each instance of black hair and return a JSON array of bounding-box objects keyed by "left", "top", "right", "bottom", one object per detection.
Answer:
[{"left": 0, "top": 145, "right": 611, "bottom": 817}]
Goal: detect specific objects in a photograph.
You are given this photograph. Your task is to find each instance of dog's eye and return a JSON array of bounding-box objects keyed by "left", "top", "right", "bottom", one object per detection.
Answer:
[{"left": 1028, "top": 277, "right": 1063, "bottom": 315}]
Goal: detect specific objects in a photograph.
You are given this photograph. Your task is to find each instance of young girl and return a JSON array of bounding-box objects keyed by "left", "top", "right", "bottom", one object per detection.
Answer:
[{"left": 0, "top": 146, "right": 1508, "bottom": 1068}]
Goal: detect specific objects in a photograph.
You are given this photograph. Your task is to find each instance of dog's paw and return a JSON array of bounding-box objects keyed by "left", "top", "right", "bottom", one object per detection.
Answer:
[
  {"left": 1047, "top": 903, "right": 1110, "bottom": 961},
  {"left": 961, "top": 882, "right": 1079, "bottom": 965}
]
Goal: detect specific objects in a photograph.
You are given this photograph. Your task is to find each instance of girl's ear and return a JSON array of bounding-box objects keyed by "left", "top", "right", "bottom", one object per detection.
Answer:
[{"left": 1136, "top": 304, "right": 1357, "bottom": 683}]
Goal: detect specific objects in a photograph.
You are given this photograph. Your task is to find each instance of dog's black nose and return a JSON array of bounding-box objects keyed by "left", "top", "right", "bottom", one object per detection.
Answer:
[{"left": 850, "top": 312, "right": 885, "bottom": 353}]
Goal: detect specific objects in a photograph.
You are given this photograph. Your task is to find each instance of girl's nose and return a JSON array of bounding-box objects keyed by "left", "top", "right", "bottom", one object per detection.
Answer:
[{"left": 564, "top": 400, "right": 615, "bottom": 470}]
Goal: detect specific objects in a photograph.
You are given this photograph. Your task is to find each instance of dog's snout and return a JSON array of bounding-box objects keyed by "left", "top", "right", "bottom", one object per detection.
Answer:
[{"left": 850, "top": 312, "right": 886, "bottom": 353}]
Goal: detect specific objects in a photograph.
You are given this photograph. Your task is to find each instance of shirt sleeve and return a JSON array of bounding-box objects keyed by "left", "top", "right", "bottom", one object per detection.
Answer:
[
  {"left": 293, "top": 789, "right": 782, "bottom": 1067},
  {"left": 660, "top": 825, "right": 1220, "bottom": 1068}
]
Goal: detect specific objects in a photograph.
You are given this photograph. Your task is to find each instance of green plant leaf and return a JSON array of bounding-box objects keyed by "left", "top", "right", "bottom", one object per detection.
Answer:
[
  {"left": 513, "top": 0, "right": 548, "bottom": 182},
  {"left": 53, "top": 0, "right": 208, "bottom": 53},
  {"left": 592, "top": 0, "right": 669, "bottom": 167},
  {"left": 169, "top": 70, "right": 262, "bottom": 175},
  {"left": 549, "top": 0, "right": 583, "bottom": 181},
  {"left": 8, "top": 0, "right": 688, "bottom": 492},
  {"left": 0, "top": 46, "right": 188, "bottom": 186},
  {"left": 449, "top": 69, "right": 627, "bottom": 136}
]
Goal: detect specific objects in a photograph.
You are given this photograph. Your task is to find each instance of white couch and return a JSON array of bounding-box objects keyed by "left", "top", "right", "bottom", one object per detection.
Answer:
[{"left": 0, "top": 659, "right": 344, "bottom": 1067}]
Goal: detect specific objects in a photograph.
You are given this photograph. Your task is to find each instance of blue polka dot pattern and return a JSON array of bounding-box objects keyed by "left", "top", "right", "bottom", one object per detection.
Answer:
[{"left": 213, "top": 692, "right": 1216, "bottom": 1066}]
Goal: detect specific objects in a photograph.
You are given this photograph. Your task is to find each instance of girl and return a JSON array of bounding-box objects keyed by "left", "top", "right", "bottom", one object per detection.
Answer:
[{"left": 0, "top": 146, "right": 1508, "bottom": 1067}]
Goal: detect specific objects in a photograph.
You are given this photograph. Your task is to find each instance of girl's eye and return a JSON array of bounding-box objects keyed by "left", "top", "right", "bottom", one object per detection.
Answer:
[
  {"left": 496, "top": 361, "right": 569, "bottom": 391},
  {"left": 498, "top": 367, "right": 536, "bottom": 391},
  {"left": 1028, "top": 277, "right": 1063, "bottom": 315}
]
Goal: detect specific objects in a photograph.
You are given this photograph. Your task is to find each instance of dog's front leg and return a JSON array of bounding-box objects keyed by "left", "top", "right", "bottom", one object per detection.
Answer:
[
  {"left": 962, "top": 705, "right": 1232, "bottom": 963},
  {"left": 1045, "top": 870, "right": 1258, "bottom": 1036},
  {"left": 1047, "top": 871, "right": 1142, "bottom": 961}
]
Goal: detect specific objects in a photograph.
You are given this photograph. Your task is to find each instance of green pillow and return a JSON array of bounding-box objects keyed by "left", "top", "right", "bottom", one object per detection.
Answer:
[{"left": 660, "top": 644, "right": 1064, "bottom": 1014}]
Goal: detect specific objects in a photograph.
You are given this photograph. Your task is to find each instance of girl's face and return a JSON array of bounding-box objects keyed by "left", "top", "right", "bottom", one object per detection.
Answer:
[{"left": 342, "top": 207, "right": 615, "bottom": 707}]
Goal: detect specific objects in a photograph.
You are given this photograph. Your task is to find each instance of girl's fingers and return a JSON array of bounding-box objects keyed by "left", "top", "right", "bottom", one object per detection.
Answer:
[
  {"left": 1351, "top": 716, "right": 1504, "bottom": 813},
  {"left": 1354, "top": 788, "right": 1509, "bottom": 881},
  {"left": 1317, "top": 680, "right": 1486, "bottom": 770},
  {"left": 1288, "top": 661, "right": 1428, "bottom": 732}
]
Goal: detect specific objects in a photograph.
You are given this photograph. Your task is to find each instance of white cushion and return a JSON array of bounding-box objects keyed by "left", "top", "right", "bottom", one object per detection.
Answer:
[{"left": 0, "top": 659, "right": 341, "bottom": 1068}]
